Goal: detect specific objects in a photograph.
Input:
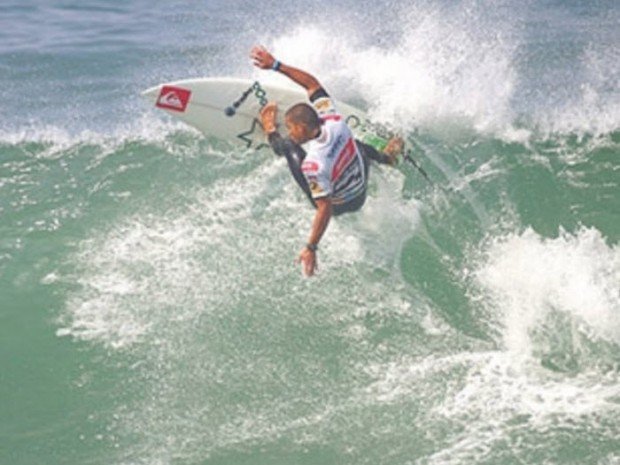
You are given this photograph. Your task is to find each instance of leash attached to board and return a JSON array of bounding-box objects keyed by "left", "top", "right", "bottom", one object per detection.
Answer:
[
  {"left": 404, "top": 145, "right": 455, "bottom": 194},
  {"left": 225, "top": 81, "right": 268, "bottom": 117},
  {"left": 403, "top": 149, "right": 433, "bottom": 186}
]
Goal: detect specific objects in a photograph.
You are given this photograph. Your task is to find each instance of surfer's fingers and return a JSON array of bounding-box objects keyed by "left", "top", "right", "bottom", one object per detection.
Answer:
[
  {"left": 250, "top": 44, "right": 265, "bottom": 55},
  {"left": 257, "top": 45, "right": 271, "bottom": 56},
  {"left": 250, "top": 46, "right": 267, "bottom": 66},
  {"left": 249, "top": 46, "right": 259, "bottom": 60},
  {"left": 250, "top": 45, "right": 269, "bottom": 62}
]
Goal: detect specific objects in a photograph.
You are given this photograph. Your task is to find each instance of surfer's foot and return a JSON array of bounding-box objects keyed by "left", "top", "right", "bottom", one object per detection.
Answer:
[{"left": 383, "top": 136, "right": 404, "bottom": 166}]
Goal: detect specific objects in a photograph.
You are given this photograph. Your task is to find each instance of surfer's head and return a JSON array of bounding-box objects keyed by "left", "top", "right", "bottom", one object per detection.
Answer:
[{"left": 284, "top": 103, "right": 321, "bottom": 144}]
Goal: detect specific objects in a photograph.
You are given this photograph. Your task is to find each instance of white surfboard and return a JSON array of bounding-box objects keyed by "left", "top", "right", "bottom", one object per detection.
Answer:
[{"left": 141, "top": 77, "right": 393, "bottom": 150}]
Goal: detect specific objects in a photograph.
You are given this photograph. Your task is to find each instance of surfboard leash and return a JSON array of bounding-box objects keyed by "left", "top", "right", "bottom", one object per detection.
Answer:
[
  {"left": 404, "top": 151, "right": 457, "bottom": 194},
  {"left": 403, "top": 149, "right": 433, "bottom": 186}
]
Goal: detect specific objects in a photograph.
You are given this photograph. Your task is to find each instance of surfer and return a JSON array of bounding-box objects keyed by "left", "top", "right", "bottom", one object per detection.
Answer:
[{"left": 250, "top": 45, "right": 403, "bottom": 277}]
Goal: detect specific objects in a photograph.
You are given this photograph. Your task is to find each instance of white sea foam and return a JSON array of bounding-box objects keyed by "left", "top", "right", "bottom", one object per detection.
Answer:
[
  {"left": 257, "top": 0, "right": 519, "bottom": 134},
  {"left": 257, "top": 0, "right": 619, "bottom": 138},
  {"left": 56, "top": 154, "right": 418, "bottom": 350},
  {"left": 53, "top": 146, "right": 423, "bottom": 463},
  {"left": 425, "top": 353, "right": 620, "bottom": 465},
  {"left": 363, "top": 348, "right": 620, "bottom": 464},
  {"left": 474, "top": 227, "right": 620, "bottom": 357},
  {"left": 340, "top": 167, "right": 420, "bottom": 267},
  {"left": 56, "top": 160, "right": 284, "bottom": 349},
  {"left": 356, "top": 225, "right": 620, "bottom": 463},
  {"left": 261, "top": 16, "right": 517, "bottom": 136}
]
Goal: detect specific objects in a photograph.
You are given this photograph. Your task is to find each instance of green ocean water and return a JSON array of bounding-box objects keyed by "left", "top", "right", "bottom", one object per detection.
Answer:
[{"left": 1, "top": 1, "right": 619, "bottom": 464}]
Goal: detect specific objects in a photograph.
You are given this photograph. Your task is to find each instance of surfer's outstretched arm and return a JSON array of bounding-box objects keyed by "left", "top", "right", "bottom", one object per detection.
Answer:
[{"left": 251, "top": 45, "right": 322, "bottom": 97}]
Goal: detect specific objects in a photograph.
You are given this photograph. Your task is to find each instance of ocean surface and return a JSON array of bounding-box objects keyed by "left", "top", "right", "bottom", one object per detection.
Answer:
[{"left": 1, "top": 1, "right": 619, "bottom": 464}]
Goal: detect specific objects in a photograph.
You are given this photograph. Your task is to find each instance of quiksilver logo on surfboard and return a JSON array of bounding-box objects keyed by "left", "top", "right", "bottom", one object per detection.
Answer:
[{"left": 156, "top": 86, "right": 191, "bottom": 112}]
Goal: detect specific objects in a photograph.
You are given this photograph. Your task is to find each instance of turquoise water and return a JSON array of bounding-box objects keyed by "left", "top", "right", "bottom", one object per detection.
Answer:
[{"left": 1, "top": 1, "right": 619, "bottom": 464}]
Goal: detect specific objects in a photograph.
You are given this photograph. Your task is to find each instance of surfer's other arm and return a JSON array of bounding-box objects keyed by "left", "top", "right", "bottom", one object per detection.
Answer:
[
  {"left": 250, "top": 45, "right": 322, "bottom": 97},
  {"left": 298, "top": 197, "right": 331, "bottom": 277}
]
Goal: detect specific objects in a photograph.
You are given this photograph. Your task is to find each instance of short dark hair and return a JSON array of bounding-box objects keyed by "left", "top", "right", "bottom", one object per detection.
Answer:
[{"left": 285, "top": 103, "right": 321, "bottom": 130}]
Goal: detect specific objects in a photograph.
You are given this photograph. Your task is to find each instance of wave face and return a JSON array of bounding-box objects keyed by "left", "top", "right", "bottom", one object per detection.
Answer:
[{"left": 1, "top": 1, "right": 619, "bottom": 464}]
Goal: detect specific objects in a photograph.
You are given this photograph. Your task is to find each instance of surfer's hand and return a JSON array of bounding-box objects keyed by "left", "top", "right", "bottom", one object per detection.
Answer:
[
  {"left": 297, "top": 247, "right": 318, "bottom": 277},
  {"left": 250, "top": 45, "right": 276, "bottom": 69},
  {"left": 260, "top": 102, "right": 278, "bottom": 134}
]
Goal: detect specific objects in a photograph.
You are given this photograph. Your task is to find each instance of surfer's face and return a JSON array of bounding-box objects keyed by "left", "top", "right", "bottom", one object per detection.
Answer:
[{"left": 285, "top": 116, "right": 311, "bottom": 144}]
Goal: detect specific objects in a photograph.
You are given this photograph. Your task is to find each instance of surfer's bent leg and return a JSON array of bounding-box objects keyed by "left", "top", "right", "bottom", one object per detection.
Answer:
[
  {"left": 268, "top": 132, "right": 316, "bottom": 207},
  {"left": 355, "top": 140, "right": 392, "bottom": 165}
]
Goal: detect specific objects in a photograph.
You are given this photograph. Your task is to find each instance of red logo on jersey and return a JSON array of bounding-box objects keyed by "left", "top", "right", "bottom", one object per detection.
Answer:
[
  {"left": 302, "top": 161, "right": 319, "bottom": 173},
  {"left": 156, "top": 86, "right": 191, "bottom": 112}
]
